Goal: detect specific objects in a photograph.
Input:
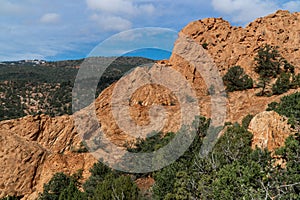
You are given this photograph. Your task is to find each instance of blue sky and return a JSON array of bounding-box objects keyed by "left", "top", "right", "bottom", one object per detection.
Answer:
[{"left": 1, "top": 0, "right": 300, "bottom": 61}]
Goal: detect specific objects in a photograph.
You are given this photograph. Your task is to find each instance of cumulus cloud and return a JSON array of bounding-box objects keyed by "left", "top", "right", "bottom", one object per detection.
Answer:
[
  {"left": 90, "top": 14, "right": 132, "bottom": 31},
  {"left": 86, "top": 0, "right": 155, "bottom": 15},
  {"left": 40, "top": 13, "right": 60, "bottom": 23},
  {"left": 86, "top": 0, "right": 155, "bottom": 32},
  {"left": 211, "top": 0, "right": 279, "bottom": 24}
]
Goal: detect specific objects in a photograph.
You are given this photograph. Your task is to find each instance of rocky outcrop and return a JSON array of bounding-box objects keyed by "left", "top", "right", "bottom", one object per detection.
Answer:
[
  {"left": 0, "top": 130, "right": 46, "bottom": 199},
  {"left": 0, "top": 115, "right": 97, "bottom": 199},
  {"left": 248, "top": 111, "right": 295, "bottom": 151}
]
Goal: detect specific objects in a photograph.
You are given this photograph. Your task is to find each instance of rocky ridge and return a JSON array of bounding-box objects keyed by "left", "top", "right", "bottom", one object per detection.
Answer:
[{"left": 179, "top": 10, "right": 300, "bottom": 77}]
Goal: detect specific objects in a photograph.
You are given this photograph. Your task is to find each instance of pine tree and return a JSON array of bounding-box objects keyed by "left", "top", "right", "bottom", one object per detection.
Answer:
[{"left": 254, "top": 44, "right": 282, "bottom": 95}]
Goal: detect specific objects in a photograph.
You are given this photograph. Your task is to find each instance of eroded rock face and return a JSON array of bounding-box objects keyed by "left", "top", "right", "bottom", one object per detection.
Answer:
[
  {"left": 1, "top": 10, "right": 300, "bottom": 199},
  {"left": 176, "top": 10, "right": 300, "bottom": 78},
  {"left": 0, "top": 130, "right": 46, "bottom": 199},
  {"left": 0, "top": 115, "right": 97, "bottom": 199},
  {"left": 248, "top": 111, "right": 295, "bottom": 151},
  {"left": 94, "top": 65, "right": 183, "bottom": 147}
]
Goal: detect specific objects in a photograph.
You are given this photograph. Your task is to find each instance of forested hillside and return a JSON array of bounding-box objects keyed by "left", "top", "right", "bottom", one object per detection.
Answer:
[{"left": 0, "top": 57, "right": 154, "bottom": 121}]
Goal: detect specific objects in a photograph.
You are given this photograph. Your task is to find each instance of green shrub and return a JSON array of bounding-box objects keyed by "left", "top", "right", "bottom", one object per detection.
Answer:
[
  {"left": 272, "top": 72, "right": 291, "bottom": 95},
  {"left": 58, "top": 181, "right": 87, "bottom": 200},
  {"left": 126, "top": 132, "right": 175, "bottom": 153},
  {"left": 283, "top": 59, "right": 295, "bottom": 74},
  {"left": 223, "top": 66, "right": 253, "bottom": 92},
  {"left": 267, "top": 92, "right": 300, "bottom": 122},
  {"left": 92, "top": 175, "right": 140, "bottom": 200},
  {"left": 290, "top": 73, "right": 300, "bottom": 89},
  {"left": 152, "top": 116, "right": 210, "bottom": 199},
  {"left": 39, "top": 172, "right": 85, "bottom": 200},
  {"left": 242, "top": 114, "right": 254, "bottom": 129},
  {"left": 212, "top": 124, "right": 253, "bottom": 165},
  {"left": 275, "top": 133, "right": 300, "bottom": 195},
  {"left": 83, "top": 162, "right": 113, "bottom": 197}
]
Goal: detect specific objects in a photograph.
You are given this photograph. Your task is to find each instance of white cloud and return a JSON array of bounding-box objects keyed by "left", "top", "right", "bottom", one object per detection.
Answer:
[
  {"left": 283, "top": 1, "right": 300, "bottom": 12},
  {"left": 86, "top": 0, "right": 156, "bottom": 33},
  {"left": 40, "top": 13, "right": 60, "bottom": 24},
  {"left": 87, "top": 0, "right": 134, "bottom": 14},
  {"left": 90, "top": 14, "right": 132, "bottom": 31},
  {"left": 86, "top": 0, "right": 155, "bottom": 15},
  {"left": 211, "top": 0, "right": 279, "bottom": 23}
]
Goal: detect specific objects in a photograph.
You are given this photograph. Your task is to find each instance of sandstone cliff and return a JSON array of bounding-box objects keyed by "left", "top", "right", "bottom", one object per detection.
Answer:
[{"left": 1, "top": 10, "right": 300, "bottom": 199}]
